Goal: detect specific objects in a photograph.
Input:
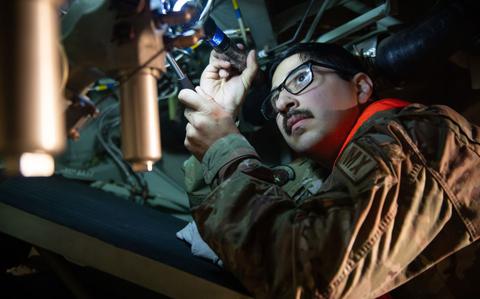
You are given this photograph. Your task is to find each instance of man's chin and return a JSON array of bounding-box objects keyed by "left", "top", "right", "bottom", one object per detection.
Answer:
[
  {"left": 291, "top": 125, "right": 307, "bottom": 137},
  {"left": 288, "top": 130, "right": 327, "bottom": 152},
  {"left": 288, "top": 138, "right": 318, "bottom": 154}
]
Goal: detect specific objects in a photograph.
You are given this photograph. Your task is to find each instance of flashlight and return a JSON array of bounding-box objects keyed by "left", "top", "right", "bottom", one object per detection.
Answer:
[{"left": 203, "top": 17, "right": 247, "bottom": 72}]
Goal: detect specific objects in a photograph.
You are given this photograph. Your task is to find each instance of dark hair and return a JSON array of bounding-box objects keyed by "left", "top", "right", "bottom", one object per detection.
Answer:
[{"left": 269, "top": 42, "right": 368, "bottom": 82}]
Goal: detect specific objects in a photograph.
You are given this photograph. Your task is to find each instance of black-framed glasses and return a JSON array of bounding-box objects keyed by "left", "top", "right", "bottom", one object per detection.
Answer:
[{"left": 261, "top": 60, "right": 353, "bottom": 120}]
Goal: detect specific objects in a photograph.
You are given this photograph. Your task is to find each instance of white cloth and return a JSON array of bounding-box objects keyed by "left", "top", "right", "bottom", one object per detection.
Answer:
[{"left": 176, "top": 221, "right": 224, "bottom": 267}]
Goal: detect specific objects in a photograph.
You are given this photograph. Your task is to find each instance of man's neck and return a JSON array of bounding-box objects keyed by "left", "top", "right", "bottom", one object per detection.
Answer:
[
  {"left": 308, "top": 105, "right": 365, "bottom": 168},
  {"left": 307, "top": 134, "right": 343, "bottom": 168}
]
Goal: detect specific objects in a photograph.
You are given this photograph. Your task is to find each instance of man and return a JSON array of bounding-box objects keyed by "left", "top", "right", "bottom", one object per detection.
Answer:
[{"left": 178, "top": 42, "right": 480, "bottom": 298}]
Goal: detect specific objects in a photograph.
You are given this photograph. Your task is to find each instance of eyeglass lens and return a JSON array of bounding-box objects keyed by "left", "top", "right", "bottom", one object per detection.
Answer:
[{"left": 265, "top": 64, "right": 313, "bottom": 117}]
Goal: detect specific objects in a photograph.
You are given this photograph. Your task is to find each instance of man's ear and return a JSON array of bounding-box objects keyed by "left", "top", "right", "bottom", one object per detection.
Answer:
[{"left": 353, "top": 73, "right": 373, "bottom": 104}]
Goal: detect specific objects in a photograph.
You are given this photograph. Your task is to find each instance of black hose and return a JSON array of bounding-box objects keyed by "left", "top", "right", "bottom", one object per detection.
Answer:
[{"left": 375, "top": 0, "right": 480, "bottom": 81}]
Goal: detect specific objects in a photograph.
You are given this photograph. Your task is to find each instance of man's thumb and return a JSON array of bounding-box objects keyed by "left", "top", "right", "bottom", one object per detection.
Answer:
[{"left": 241, "top": 50, "right": 258, "bottom": 89}]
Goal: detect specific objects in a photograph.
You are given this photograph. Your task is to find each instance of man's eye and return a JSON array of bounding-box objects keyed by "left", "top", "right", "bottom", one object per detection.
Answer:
[{"left": 294, "top": 71, "right": 309, "bottom": 84}]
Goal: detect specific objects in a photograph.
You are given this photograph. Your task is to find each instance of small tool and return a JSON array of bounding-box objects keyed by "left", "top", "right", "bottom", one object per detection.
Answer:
[{"left": 166, "top": 52, "right": 195, "bottom": 90}]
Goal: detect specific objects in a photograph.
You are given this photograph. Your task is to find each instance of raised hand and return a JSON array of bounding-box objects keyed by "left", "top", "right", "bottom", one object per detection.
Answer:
[
  {"left": 178, "top": 87, "right": 240, "bottom": 161},
  {"left": 199, "top": 48, "right": 258, "bottom": 119}
]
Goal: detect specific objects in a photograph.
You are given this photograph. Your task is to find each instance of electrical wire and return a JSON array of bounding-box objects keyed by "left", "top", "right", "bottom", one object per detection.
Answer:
[
  {"left": 99, "top": 105, "right": 151, "bottom": 199},
  {"left": 116, "top": 47, "right": 167, "bottom": 86},
  {"left": 96, "top": 106, "right": 130, "bottom": 178},
  {"left": 96, "top": 104, "right": 143, "bottom": 196},
  {"left": 81, "top": 27, "right": 197, "bottom": 197},
  {"left": 89, "top": 45, "right": 177, "bottom": 197},
  {"left": 105, "top": 118, "right": 150, "bottom": 195},
  {"left": 94, "top": 46, "right": 167, "bottom": 107},
  {"left": 158, "top": 84, "right": 179, "bottom": 101}
]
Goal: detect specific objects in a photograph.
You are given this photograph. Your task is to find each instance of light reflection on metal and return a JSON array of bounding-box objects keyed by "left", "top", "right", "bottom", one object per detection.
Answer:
[
  {"left": 0, "top": 0, "right": 65, "bottom": 176},
  {"left": 120, "top": 68, "right": 161, "bottom": 173},
  {"left": 316, "top": 4, "right": 388, "bottom": 43},
  {"left": 19, "top": 153, "right": 55, "bottom": 177},
  {"left": 173, "top": 0, "right": 193, "bottom": 12}
]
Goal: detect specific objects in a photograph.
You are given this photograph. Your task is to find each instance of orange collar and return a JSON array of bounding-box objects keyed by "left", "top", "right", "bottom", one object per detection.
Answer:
[{"left": 335, "top": 98, "right": 411, "bottom": 164}]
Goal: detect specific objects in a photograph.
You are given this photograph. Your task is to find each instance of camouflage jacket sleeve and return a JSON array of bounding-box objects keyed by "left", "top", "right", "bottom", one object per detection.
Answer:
[
  {"left": 183, "top": 134, "right": 260, "bottom": 207},
  {"left": 183, "top": 134, "right": 327, "bottom": 207},
  {"left": 183, "top": 155, "right": 211, "bottom": 208},
  {"left": 191, "top": 104, "right": 480, "bottom": 299}
]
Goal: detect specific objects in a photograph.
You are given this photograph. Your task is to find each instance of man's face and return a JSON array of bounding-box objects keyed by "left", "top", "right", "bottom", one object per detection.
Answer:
[{"left": 271, "top": 54, "right": 363, "bottom": 160}]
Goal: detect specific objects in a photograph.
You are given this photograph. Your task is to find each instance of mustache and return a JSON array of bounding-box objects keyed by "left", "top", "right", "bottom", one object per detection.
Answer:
[{"left": 283, "top": 109, "right": 314, "bottom": 135}]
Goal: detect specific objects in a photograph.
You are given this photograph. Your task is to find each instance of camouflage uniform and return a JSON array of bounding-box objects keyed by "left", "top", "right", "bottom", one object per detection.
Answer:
[{"left": 183, "top": 102, "right": 480, "bottom": 299}]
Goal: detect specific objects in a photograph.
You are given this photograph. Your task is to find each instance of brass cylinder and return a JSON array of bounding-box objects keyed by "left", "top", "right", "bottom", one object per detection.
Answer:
[
  {"left": 0, "top": 0, "right": 66, "bottom": 176},
  {"left": 120, "top": 68, "right": 161, "bottom": 172}
]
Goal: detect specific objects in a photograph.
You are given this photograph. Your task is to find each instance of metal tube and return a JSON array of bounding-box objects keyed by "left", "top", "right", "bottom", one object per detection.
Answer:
[
  {"left": 316, "top": 4, "right": 388, "bottom": 43},
  {"left": 0, "top": 0, "right": 66, "bottom": 176},
  {"left": 120, "top": 68, "right": 161, "bottom": 172},
  {"left": 231, "top": 0, "right": 248, "bottom": 45},
  {"left": 302, "top": 0, "right": 333, "bottom": 42},
  {"left": 166, "top": 53, "right": 186, "bottom": 80},
  {"left": 265, "top": 0, "right": 316, "bottom": 55},
  {"left": 196, "top": 0, "right": 215, "bottom": 27}
]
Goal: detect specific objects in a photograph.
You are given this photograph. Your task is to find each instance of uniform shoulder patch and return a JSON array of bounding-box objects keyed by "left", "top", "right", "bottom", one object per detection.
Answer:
[{"left": 337, "top": 142, "right": 377, "bottom": 182}]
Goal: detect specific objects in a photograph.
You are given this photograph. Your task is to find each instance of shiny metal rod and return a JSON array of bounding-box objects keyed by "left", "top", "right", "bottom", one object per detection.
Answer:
[
  {"left": 120, "top": 68, "right": 161, "bottom": 172},
  {"left": 0, "top": 0, "right": 66, "bottom": 176}
]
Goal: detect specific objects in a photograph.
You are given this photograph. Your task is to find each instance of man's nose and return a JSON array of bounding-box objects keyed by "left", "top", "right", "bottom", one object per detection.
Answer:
[{"left": 276, "top": 92, "right": 299, "bottom": 114}]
